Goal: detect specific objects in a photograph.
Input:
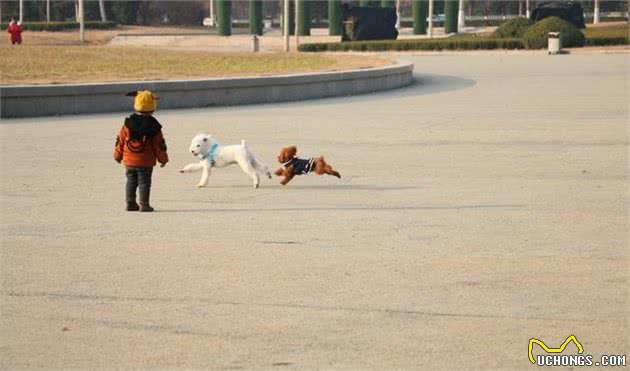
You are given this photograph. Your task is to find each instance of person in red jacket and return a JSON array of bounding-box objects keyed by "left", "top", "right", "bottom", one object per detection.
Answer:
[
  {"left": 7, "top": 19, "right": 22, "bottom": 45},
  {"left": 114, "top": 90, "right": 169, "bottom": 212}
]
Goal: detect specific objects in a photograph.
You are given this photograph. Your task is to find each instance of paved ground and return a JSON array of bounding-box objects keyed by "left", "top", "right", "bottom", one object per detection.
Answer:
[
  {"left": 107, "top": 27, "right": 479, "bottom": 52},
  {"left": 1, "top": 53, "right": 628, "bottom": 369}
]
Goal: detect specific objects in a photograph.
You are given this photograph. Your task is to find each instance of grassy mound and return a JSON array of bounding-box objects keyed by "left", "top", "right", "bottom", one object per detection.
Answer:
[
  {"left": 493, "top": 17, "right": 533, "bottom": 38},
  {"left": 522, "top": 16, "right": 585, "bottom": 49}
]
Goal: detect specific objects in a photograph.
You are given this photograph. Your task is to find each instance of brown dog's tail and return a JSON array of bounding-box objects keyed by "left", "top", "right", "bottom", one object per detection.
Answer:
[{"left": 328, "top": 169, "right": 341, "bottom": 178}]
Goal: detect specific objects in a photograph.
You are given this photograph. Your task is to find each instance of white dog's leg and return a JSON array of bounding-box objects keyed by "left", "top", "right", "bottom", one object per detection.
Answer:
[
  {"left": 179, "top": 163, "right": 204, "bottom": 173},
  {"left": 237, "top": 157, "right": 260, "bottom": 189},
  {"left": 197, "top": 162, "right": 211, "bottom": 188},
  {"left": 253, "top": 158, "right": 272, "bottom": 179}
]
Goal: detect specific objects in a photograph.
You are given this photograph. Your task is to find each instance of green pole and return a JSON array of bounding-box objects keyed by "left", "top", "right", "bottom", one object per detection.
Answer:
[
  {"left": 412, "top": 0, "right": 427, "bottom": 34},
  {"left": 359, "top": 0, "right": 378, "bottom": 7},
  {"left": 249, "top": 0, "right": 262, "bottom": 35},
  {"left": 380, "top": 0, "right": 395, "bottom": 7},
  {"left": 282, "top": 0, "right": 295, "bottom": 35},
  {"left": 444, "top": 0, "right": 458, "bottom": 34},
  {"left": 216, "top": 0, "right": 231, "bottom": 36},
  {"left": 297, "top": 0, "right": 310, "bottom": 36},
  {"left": 328, "top": 0, "right": 342, "bottom": 35}
]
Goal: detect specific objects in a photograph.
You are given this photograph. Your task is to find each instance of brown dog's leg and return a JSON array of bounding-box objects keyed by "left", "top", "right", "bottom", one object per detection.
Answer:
[
  {"left": 280, "top": 166, "right": 296, "bottom": 185},
  {"left": 280, "top": 173, "right": 295, "bottom": 185},
  {"left": 274, "top": 168, "right": 284, "bottom": 176},
  {"left": 314, "top": 158, "right": 341, "bottom": 178}
]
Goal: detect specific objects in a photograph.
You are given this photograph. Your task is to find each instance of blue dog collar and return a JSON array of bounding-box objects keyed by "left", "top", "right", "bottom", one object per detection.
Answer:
[{"left": 201, "top": 143, "right": 219, "bottom": 166}]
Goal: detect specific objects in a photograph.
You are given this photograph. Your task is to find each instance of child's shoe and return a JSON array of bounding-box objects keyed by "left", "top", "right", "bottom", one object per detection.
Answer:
[
  {"left": 126, "top": 202, "right": 140, "bottom": 211},
  {"left": 140, "top": 203, "right": 154, "bottom": 212}
]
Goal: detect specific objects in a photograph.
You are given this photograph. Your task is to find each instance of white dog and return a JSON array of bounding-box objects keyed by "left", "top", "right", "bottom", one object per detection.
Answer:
[{"left": 180, "top": 134, "right": 271, "bottom": 188}]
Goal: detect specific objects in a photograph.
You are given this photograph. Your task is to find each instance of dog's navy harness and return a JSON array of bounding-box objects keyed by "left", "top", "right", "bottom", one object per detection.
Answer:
[
  {"left": 201, "top": 143, "right": 219, "bottom": 167},
  {"left": 283, "top": 157, "right": 315, "bottom": 175}
]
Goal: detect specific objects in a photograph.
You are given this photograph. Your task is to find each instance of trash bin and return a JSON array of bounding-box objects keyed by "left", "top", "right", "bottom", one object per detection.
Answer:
[
  {"left": 548, "top": 32, "right": 561, "bottom": 54},
  {"left": 251, "top": 35, "right": 259, "bottom": 53}
]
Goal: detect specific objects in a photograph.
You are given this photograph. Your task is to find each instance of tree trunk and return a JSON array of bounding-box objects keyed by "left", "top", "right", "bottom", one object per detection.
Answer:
[
  {"left": 593, "top": 0, "right": 600, "bottom": 23},
  {"left": 99, "top": 0, "right": 107, "bottom": 22},
  {"left": 457, "top": 0, "right": 465, "bottom": 30}
]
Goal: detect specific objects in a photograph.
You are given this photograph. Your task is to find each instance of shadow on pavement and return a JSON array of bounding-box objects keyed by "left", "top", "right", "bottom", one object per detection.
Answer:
[{"left": 157, "top": 203, "right": 524, "bottom": 213}]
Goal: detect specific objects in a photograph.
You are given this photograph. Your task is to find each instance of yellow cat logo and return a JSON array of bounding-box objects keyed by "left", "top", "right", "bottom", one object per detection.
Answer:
[{"left": 528, "top": 335, "right": 584, "bottom": 364}]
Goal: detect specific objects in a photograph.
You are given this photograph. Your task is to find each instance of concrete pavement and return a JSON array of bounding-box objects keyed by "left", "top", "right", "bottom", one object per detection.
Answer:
[{"left": 1, "top": 53, "right": 628, "bottom": 369}]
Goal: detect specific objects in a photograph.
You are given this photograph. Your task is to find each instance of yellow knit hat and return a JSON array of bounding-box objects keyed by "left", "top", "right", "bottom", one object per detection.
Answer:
[{"left": 127, "top": 90, "right": 158, "bottom": 113}]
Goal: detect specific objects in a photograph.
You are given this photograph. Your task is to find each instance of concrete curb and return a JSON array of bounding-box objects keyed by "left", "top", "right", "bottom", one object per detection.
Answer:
[{"left": 0, "top": 61, "right": 413, "bottom": 119}]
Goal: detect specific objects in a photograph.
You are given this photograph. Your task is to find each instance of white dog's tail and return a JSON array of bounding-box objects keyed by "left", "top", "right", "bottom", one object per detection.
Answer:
[{"left": 241, "top": 139, "right": 247, "bottom": 147}]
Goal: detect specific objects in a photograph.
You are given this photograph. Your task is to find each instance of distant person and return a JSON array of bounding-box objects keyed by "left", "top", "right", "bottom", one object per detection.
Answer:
[
  {"left": 113, "top": 91, "right": 169, "bottom": 212},
  {"left": 7, "top": 19, "right": 23, "bottom": 45}
]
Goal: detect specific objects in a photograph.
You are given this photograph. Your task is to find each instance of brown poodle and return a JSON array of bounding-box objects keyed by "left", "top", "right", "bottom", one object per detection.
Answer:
[{"left": 274, "top": 145, "right": 341, "bottom": 185}]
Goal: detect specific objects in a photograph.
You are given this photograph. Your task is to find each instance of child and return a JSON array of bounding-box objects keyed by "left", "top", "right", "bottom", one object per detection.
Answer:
[
  {"left": 114, "top": 90, "right": 169, "bottom": 212},
  {"left": 7, "top": 19, "right": 22, "bottom": 45}
]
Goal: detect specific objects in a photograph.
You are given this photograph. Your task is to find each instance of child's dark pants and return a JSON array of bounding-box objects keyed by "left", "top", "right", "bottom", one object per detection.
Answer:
[{"left": 125, "top": 167, "right": 153, "bottom": 204}]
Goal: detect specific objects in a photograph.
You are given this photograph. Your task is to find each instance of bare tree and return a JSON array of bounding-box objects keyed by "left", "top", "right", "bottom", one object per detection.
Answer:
[{"left": 99, "top": 0, "right": 108, "bottom": 22}]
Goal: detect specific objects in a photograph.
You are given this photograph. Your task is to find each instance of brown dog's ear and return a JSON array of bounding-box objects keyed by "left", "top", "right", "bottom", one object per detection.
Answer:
[
  {"left": 288, "top": 145, "right": 297, "bottom": 157},
  {"left": 125, "top": 91, "right": 138, "bottom": 97}
]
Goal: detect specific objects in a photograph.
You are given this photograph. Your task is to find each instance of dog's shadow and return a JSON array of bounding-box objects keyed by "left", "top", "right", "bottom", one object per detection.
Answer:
[
  {"left": 157, "top": 202, "right": 524, "bottom": 213},
  {"left": 190, "top": 184, "right": 421, "bottom": 191}
]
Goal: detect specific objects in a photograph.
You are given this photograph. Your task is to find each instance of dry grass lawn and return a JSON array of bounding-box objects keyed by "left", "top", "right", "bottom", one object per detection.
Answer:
[
  {"left": 0, "top": 45, "right": 390, "bottom": 85},
  {"left": 582, "top": 23, "right": 630, "bottom": 38}
]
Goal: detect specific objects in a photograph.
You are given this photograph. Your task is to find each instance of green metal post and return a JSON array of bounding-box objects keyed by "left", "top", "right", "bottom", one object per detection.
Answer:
[
  {"left": 444, "top": 0, "right": 458, "bottom": 34},
  {"left": 328, "top": 0, "right": 342, "bottom": 35},
  {"left": 282, "top": 0, "right": 295, "bottom": 35},
  {"left": 359, "top": 0, "right": 378, "bottom": 7},
  {"left": 249, "top": 0, "right": 262, "bottom": 35},
  {"left": 216, "top": 0, "right": 231, "bottom": 36},
  {"left": 297, "top": 0, "right": 310, "bottom": 35},
  {"left": 412, "top": 0, "right": 427, "bottom": 34}
]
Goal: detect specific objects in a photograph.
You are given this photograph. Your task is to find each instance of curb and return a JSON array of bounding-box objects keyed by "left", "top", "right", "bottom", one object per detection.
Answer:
[{"left": 0, "top": 60, "right": 413, "bottom": 119}]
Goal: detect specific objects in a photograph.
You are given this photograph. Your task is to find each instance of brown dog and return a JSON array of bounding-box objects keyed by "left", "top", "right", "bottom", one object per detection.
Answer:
[{"left": 275, "top": 145, "right": 341, "bottom": 185}]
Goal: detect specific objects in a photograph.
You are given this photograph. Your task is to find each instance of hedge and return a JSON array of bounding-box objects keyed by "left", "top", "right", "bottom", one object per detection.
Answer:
[
  {"left": 0, "top": 21, "right": 117, "bottom": 31},
  {"left": 299, "top": 36, "right": 524, "bottom": 52},
  {"left": 522, "top": 17, "right": 585, "bottom": 49},
  {"left": 584, "top": 35, "right": 629, "bottom": 46}
]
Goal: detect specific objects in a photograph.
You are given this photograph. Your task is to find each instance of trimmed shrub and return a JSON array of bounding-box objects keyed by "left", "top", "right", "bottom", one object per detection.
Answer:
[
  {"left": 298, "top": 36, "right": 524, "bottom": 52},
  {"left": 0, "top": 21, "right": 117, "bottom": 31},
  {"left": 493, "top": 17, "right": 532, "bottom": 38},
  {"left": 584, "top": 36, "right": 629, "bottom": 46},
  {"left": 522, "top": 16, "right": 585, "bottom": 49}
]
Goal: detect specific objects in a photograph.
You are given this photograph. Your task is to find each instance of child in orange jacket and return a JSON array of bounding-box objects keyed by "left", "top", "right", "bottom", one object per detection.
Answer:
[{"left": 114, "top": 90, "right": 169, "bottom": 212}]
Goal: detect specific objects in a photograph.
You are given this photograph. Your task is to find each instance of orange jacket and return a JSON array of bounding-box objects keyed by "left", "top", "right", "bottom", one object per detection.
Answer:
[{"left": 114, "top": 114, "right": 169, "bottom": 167}]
